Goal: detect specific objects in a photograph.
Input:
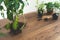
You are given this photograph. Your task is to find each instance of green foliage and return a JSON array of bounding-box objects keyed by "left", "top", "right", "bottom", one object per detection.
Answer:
[
  {"left": 0, "top": 6, "right": 3, "bottom": 10},
  {"left": 36, "top": 2, "right": 45, "bottom": 14},
  {"left": 0, "top": 0, "right": 27, "bottom": 30},
  {"left": 19, "top": 9, "right": 23, "bottom": 14},
  {"left": 7, "top": 10, "right": 13, "bottom": 20},
  {"left": 54, "top": 2, "right": 60, "bottom": 9},
  {"left": 0, "top": 0, "right": 3, "bottom": 4},
  {"left": 15, "top": 3, "right": 20, "bottom": 10},
  {"left": 38, "top": 3, "right": 45, "bottom": 10},
  {"left": 5, "top": 23, "right": 10, "bottom": 30},
  {"left": 45, "top": 2, "right": 60, "bottom": 10},
  {"left": 2, "top": 0, "right": 25, "bottom": 20},
  {"left": 1, "top": 13, "right": 4, "bottom": 18},
  {"left": 45, "top": 2, "right": 54, "bottom": 9},
  {"left": 36, "top": 0, "right": 45, "bottom": 12}
]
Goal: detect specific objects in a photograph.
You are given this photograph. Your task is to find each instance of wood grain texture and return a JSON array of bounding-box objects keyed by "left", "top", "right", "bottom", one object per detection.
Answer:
[{"left": 0, "top": 12, "right": 60, "bottom": 40}]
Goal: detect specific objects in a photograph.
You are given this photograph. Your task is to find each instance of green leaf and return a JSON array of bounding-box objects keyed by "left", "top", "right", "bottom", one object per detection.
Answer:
[
  {"left": 1, "top": 13, "right": 4, "bottom": 18},
  {"left": 16, "top": 0, "right": 19, "bottom": 3},
  {"left": 19, "top": 0, "right": 23, "bottom": 3},
  {"left": 19, "top": 0, "right": 24, "bottom": 9},
  {"left": 15, "top": 3, "right": 20, "bottom": 10},
  {"left": 0, "top": 0, "right": 3, "bottom": 4},
  {"left": 7, "top": 10, "right": 13, "bottom": 20},
  {"left": 54, "top": 2, "right": 60, "bottom": 8},
  {"left": 0, "top": 6, "right": 3, "bottom": 10},
  {"left": 45, "top": 2, "right": 54, "bottom": 9},
  {"left": 7, "top": 1, "right": 13, "bottom": 9},
  {"left": 38, "top": 3, "right": 45, "bottom": 10},
  {"left": 4, "top": 0, "right": 9, "bottom": 7},
  {"left": 5, "top": 23, "right": 10, "bottom": 30},
  {"left": 21, "top": 3, "right": 24, "bottom": 9},
  {"left": 19, "top": 9, "right": 23, "bottom": 14}
]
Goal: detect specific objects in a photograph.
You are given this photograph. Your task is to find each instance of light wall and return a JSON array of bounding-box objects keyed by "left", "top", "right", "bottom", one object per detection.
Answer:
[{"left": 23, "top": 0, "right": 60, "bottom": 13}]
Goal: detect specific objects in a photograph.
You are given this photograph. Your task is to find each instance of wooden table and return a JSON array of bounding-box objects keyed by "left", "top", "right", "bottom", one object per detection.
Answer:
[{"left": 0, "top": 12, "right": 60, "bottom": 40}]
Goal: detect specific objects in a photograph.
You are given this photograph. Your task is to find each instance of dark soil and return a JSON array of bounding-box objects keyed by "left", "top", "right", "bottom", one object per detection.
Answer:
[
  {"left": 47, "top": 9, "right": 53, "bottom": 15},
  {"left": 9, "top": 22, "right": 24, "bottom": 35}
]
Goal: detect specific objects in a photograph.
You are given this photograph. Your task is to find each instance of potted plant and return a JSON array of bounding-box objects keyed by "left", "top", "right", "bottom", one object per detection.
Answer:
[
  {"left": 52, "top": 2, "right": 60, "bottom": 20},
  {"left": 45, "top": 2, "right": 54, "bottom": 15},
  {"left": 37, "top": 3, "right": 45, "bottom": 20},
  {"left": 36, "top": 0, "right": 45, "bottom": 20},
  {"left": 45, "top": 2, "right": 60, "bottom": 20},
  {"left": 0, "top": 0, "right": 27, "bottom": 35}
]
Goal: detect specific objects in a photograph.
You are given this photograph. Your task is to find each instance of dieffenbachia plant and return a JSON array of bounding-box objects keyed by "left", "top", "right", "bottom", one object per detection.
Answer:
[{"left": 0, "top": 0, "right": 27, "bottom": 30}]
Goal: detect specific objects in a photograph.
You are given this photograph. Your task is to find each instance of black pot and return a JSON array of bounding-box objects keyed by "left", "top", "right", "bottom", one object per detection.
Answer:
[
  {"left": 47, "top": 9, "right": 53, "bottom": 15},
  {"left": 37, "top": 9, "right": 43, "bottom": 20},
  {"left": 52, "top": 13, "right": 58, "bottom": 20},
  {"left": 10, "top": 22, "right": 24, "bottom": 35}
]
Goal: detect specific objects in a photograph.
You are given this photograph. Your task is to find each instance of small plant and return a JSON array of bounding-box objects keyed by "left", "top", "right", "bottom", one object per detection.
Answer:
[
  {"left": 38, "top": 3, "right": 45, "bottom": 20},
  {"left": 36, "top": 0, "right": 45, "bottom": 20},
  {"left": 45, "top": 2, "right": 60, "bottom": 20},
  {"left": 45, "top": 2, "right": 54, "bottom": 10},
  {"left": 0, "top": 0, "right": 27, "bottom": 35},
  {"left": 45, "top": 2, "right": 60, "bottom": 15},
  {"left": 45, "top": 2, "right": 54, "bottom": 15},
  {"left": 38, "top": 3, "right": 45, "bottom": 14},
  {"left": 52, "top": 2, "right": 60, "bottom": 20},
  {"left": 54, "top": 2, "right": 60, "bottom": 9}
]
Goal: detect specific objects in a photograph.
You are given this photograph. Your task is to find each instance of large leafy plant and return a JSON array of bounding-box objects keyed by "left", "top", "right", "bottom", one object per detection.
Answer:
[{"left": 0, "top": 0, "right": 27, "bottom": 30}]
